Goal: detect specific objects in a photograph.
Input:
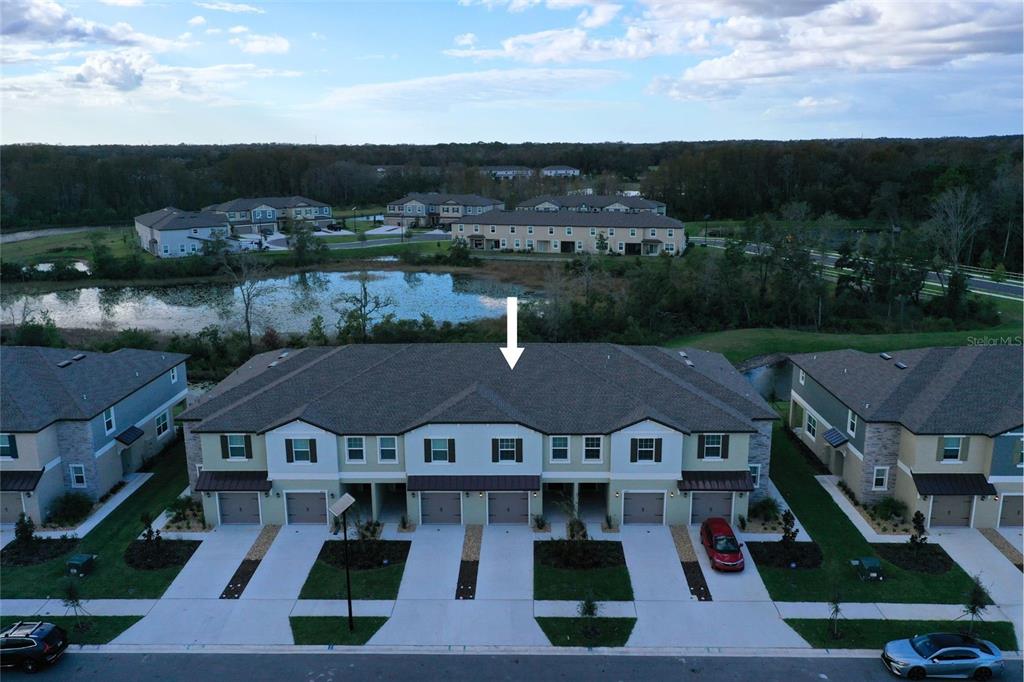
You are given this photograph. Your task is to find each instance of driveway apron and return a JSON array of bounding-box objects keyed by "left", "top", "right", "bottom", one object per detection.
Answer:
[
  {"left": 396, "top": 525, "right": 465, "bottom": 600},
  {"left": 241, "top": 526, "right": 327, "bottom": 600},
  {"left": 621, "top": 526, "right": 690, "bottom": 601},
  {"left": 476, "top": 525, "right": 534, "bottom": 600}
]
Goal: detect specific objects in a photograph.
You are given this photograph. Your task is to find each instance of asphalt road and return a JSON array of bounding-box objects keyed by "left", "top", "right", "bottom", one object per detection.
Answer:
[
  {"left": 327, "top": 234, "right": 447, "bottom": 250},
  {"left": 22, "top": 651, "right": 1024, "bottom": 682}
]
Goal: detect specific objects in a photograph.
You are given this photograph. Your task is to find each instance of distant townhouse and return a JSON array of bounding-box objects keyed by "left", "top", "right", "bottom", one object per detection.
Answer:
[
  {"left": 0, "top": 347, "right": 188, "bottom": 525},
  {"left": 788, "top": 346, "right": 1023, "bottom": 529},
  {"left": 479, "top": 165, "right": 534, "bottom": 180},
  {"left": 540, "top": 165, "right": 581, "bottom": 178},
  {"left": 177, "top": 344, "right": 775, "bottom": 528},
  {"left": 384, "top": 193, "right": 504, "bottom": 228},
  {"left": 517, "top": 194, "right": 667, "bottom": 215},
  {"left": 134, "top": 207, "right": 232, "bottom": 258},
  {"left": 204, "top": 196, "right": 333, "bottom": 236},
  {"left": 452, "top": 210, "right": 686, "bottom": 256}
]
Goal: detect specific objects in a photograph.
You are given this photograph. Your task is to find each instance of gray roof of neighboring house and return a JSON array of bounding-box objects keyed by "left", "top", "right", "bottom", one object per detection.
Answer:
[
  {"left": 0, "top": 347, "right": 188, "bottom": 433},
  {"left": 391, "top": 192, "right": 503, "bottom": 207},
  {"left": 542, "top": 165, "right": 579, "bottom": 171},
  {"left": 517, "top": 195, "right": 665, "bottom": 210},
  {"left": 179, "top": 344, "right": 776, "bottom": 436},
  {"left": 457, "top": 209, "right": 683, "bottom": 229},
  {"left": 205, "top": 196, "right": 328, "bottom": 212},
  {"left": 790, "top": 346, "right": 1023, "bottom": 436},
  {"left": 481, "top": 165, "right": 533, "bottom": 172},
  {"left": 134, "top": 207, "right": 229, "bottom": 231}
]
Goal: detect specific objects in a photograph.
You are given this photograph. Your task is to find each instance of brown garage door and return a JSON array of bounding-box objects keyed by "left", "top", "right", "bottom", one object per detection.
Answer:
[
  {"left": 1000, "top": 496, "right": 1023, "bottom": 527},
  {"left": 488, "top": 492, "right": 528, "bottom": 524},
  {"left": 286, "top": 492, "right": 327, "bottom": 524},
  {"left": 691, "top": 492, "right": 733, "bottom": 524},
  {"left": 421, "top": 492, "right": 461, "bottom": 524},
  {"left": 930, "top": 495, "right": 973, "bottom": 527},
  {"left": 1, "top": 493, "right": 23, "bottom": 524},
  {"left": 623, "top": 492, "right": 664, "bottom": 524},
  {"left": 219, "top": 492, "right": 260, "bottom": 524}
]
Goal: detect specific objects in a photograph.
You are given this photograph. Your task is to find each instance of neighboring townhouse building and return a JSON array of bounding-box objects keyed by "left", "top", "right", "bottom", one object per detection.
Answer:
[
  {"left": 384, "top": 193, "right": 504, "bottom": 228},
  {"left": 204, "top": 196, "right": 333, "bottom": 236},
  {"left": 134, "top": 207, "right": 232, "bottom": 258},
  {"left": 0, "top": 347, "right": 188, "bottom": 525},
  {"left": 178, "top": 344, "right": 775, "bottom": 528},
  {"left": 788, "top": 346, "right": 1023, "bottom": 529},
  {"left": 517, "top": 194, "right": 667, "bottom": 215},
  {"left": 540, "top": 165, "right": 581, "bottom": 178},
  {"left": 480, "top": 166, "right": 534, "bottom": 180},
  {"left": 452, "top": 210, "right": 687, "bottom": 256}
]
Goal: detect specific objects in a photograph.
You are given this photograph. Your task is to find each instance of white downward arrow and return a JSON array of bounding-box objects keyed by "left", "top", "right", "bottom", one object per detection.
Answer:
[{"left": 500, "top": 296, "right": 524, "bottom": 370}]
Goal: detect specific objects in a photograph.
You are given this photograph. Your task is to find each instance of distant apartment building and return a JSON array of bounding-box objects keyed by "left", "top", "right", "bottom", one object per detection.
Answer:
[
  {"left": 385, "top": 192, "right": 504, "bottom": 228},
  {"left": 204, "top": 196, "right": 333, "bottom": 236},
  {"left": 540, "top": 165, "right": 581, "bottom": 178},
  {"left": 517, "top": 194, "right": 666, "bottom": 215},
  {"left": 479, "top": 165, "right": 534, "bottom": 180},
  {"left": 134, "top": 207, "right": 232, "bottom": 258},
  {"left": 452, "top": 210, "right": 686, "bottom": 256}
]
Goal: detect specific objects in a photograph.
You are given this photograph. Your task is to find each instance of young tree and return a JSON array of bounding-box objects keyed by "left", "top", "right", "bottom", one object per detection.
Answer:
[
  {"left": 331, "top": 272, "right": 395, "bottom": 343},
  {"left": 61, "top": 579, "right": 89, "bottom": 632},
  {"left": 908, "top": 510, "right": 928, "bottom": 553},
  {"left": 595, "top": 231, "right": 608, "bottom": 254},
  {"left": 291, "top": 225, "right": 328, "bottom": 266},
  {"left": 962, "top": 574, "right": 991, "bottom": 635},
  {"left": 307, "top": 315, "right": 330, "bottom": 345},
  {"left": 221, "top": 253, "right": 277, "bottom": 356},
  {"left": 779, "top": 509, "right": 800, "bottom": 562},
  {"left": 14, "top": 512, "right": 35, "bottom": 547},
  {"left": 828, "top": 589, "right": 843, "bottom": 640},
  {"left": 926, "top": 186, "right": 983, "bottom": 279}
]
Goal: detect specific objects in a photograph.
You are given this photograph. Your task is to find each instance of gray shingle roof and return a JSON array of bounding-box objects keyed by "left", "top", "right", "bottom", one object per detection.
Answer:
[
  {"left": 205, "top": 196, "right": 328, "bottom": 212},
  {"left": 456, "top": 210, "right": 682, "bottom": 229},
  {"left": 517, "top": 195, "right": 665, "bottom": 210},
  {"left": 134, "top": 207, "right": 229, "bottom": 232},
  {"left": 791, "top": 346, "right": 1023, "bottom": 436},
  {"left": 180, "top": 344, "right": 775, "bottom": 436},
  {"left": 392, "top": 192, "right": 502, "bottom": 207},
  {"left": 0, "top": 347, "right": 188, "bottom": 433}
]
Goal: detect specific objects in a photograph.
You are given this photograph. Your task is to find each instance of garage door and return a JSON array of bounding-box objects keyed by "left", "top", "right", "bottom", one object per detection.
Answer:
[
  {"left": 286, "top": 492, "right": 327, "bottom": 525},
  {"left": 623, "top": 492, "right": 664, "bottom": 524},
  {"left": 930, "top": 495, "right": 973, "bottom": 527},
  {"left": 421, "top": 492, "right": 461, "bottom": 524},
  {"left": 1000, "top": 496, "right": 1023, "bottom": 527},
  {"left": 218, "top": 492, "right": 260, "bottom": 524},
  {"left": 1, "top": 493, "right": 23, "bottom": 524},
  {"left": 488, "top": 492, "right": 528, "bottom": 524},
  {"left": 691, "top": 492, "right": 733, "bottom": 525}
]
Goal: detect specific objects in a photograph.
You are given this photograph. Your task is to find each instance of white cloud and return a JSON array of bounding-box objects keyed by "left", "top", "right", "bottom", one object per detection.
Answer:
[
  {"left": 99, "top": 0, "right": 144, "bottom": 6},
  {"left": 577, "top": 3, "right": 621, "bottom": 28},
  {"left": 194, "top": 1, "right": 265, "bottom": 14},
  {"left": 205, "top": 28, "right": 222, "bottom": 35},
  {"left": 2, "top": 0, "right": 185, "bottom": 52},
  {"left": 311, "top": 31, "right": 326, "bottom": 40},
  {"left": 454, "top": 32, "right": 477, "bottom": 47},
  {"left": 187, "top": 15, "right": 206, "bottom": 26},
  {"left": 230, "top": 33, "right": 289, "bottom": 54},
  {"left": 228, "top": 25, "right": 249, "bottom": 34},
  {"left": 69, "top": 48, "right": 153, "bottom": 90}
]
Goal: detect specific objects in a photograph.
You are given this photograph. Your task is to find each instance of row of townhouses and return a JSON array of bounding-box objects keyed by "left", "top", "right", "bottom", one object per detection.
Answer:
[
  {"left": 517, "top": 194, "right": 666, "bottom": 215},
  {"left": 789, "top": 346, "right": 1022, "bottom": 529},
  {"left": 178, "top": 344, "right": 775, "bottom": 528},
  {"left": 135, "top": 195, "right": 331, "bottom": 258},
  {"left": 384, "top": 193, "right": 505, "bottom": 228},
  {"left": 0, "top": 347, "right": 188, "bottom": 524},
  {"left": 452, "top": 210, "right": 687, "bottom": 256}
]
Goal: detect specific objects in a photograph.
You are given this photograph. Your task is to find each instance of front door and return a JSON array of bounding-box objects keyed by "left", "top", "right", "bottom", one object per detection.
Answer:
[
  {"left": 832, "top": 449, "right": 845, "bottom": 477},
  {"left": 120, "top": 447, "right": 133, "bottom": 476}
]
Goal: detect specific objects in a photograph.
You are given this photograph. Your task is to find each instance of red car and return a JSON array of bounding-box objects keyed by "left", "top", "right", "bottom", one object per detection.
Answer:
[{"left": 699, "top": 517, "right": 745, "bottom": 572}]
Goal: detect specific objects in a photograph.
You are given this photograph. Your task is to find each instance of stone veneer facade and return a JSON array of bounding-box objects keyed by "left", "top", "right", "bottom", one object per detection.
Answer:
[
  {"left": 857, "top": 422, "right": 901, "bottom": 505},
  {"left": 749, "top": 420, "right": 773, "bottom": 501},
  {"left": 57, "top": 421, "right": 100, "bottom": 497}
]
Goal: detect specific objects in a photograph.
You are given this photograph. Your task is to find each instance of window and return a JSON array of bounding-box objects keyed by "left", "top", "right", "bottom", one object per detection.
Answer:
[
  {"left": 617, "top": 242, "right": 624, "bottom": 252},
  {"left": 103, "top": 407, "right": 116, "bottom": 434},
  {"left": 608, "top": 228, "right": 615, "bottom": 236},
  {"left": 497, "top": 438, "right": 517, "bottom": 462},
  {"left": 70, "top": 464, "right": 87, "bottom": 488},
  {"left": 583, "top": 436, "right": 601, "bottom": 461},
  {"left": 629, "top": 228, "right": 637, "bottom": 237},
  {"left": 749, "top": 464, "right": 761, "bottom": 488},
  {"left": 527, "top": 226, "right": 534, "bottom": 234},
  {"left": 667, "top": 229, "right": 674, "bottom": 237},
  {"left": 179, "top": 244, "right": 186, "bottom": 254},
  {"left": 649, "top": 228, "right": 657, "bottom": 237},
  {"left": 170, "top": 366, "right": 178, "bottom": 383},
  {"left": 489, "top": 225, "right": 496, "bottom": 233},
  {"left": 798, "top": 369, "right": 806, "bottom": 385},
  {"left": 565, "top": 227, "right": 572, "bottom": 236},
  {"left": 227, "top": 435, "right": 247, "bottom": 458},
  {"left": 703, "top": 434, "right": 723, "bottom": 458},
  {"left": 514, "top": 239, "right": 521, "bottom": 249},
  {"left": 162, "top": 244, "right": 170, "bottom": 255},
  {"left": 500, "top": 238, "right": 507, "bottom": 248},
  {"left": 548, "top": 227, "right": 554, "bottom": 235},
  {"left": 552, "top": 240, "right": 560, "bottom": 249},
  {"left": 576, "top": 241, "right": 583, "bottom": 252},
  {"left": 847, "top": 410, "right": 857, "bottom": 435},
  {"left": 291, "top": 438, "right": 312, "bottom": 462},
  {"left": 473, "top": 225, "right": 480, "bottom": 233},
  {"left": 510, "top": 225, "right": 516, "bottom": 234},
  {"left": 942, "top": 436, "right": 963, "bottom": 461},
  {"left": 665, "top": 243, "right": 674, "bottom": 253},
  {"left": 872, "top": 466, "right": 889, "bottom": 490},
  {"left": 378, "top": 436, "right": 397, "bottom": 462},
  {"left": 0, "top": 434, "right": 14, "bottom": 458},
  {"left": 430, "top": 438, "right": 450, "bottom": 462},
  {"left": 550, "top": 436, "right": 569, "bottom": 462},
  {"left": 192, "top": 228, "right": 199, "bottom": 234},
  {"left": 458, "top": 225, "right": 464, "bottom": 232},
  {"left": 156, "top": 412, "right": 169, "bottom": 437},
  {"left": 346, "top": 436, "right": 365, "bottom": 461},
  {"left": 635, "top": 438, "right": 656, "bottom": 462},
  {"left": 526, "top": 239, "right": 534, "bottom": 249},
  {"left": 589, "top": 228, "right": 596, "bottom": 236},
  {"left": 190, "top": 243, "right": 198, "bottom": 253},
  {"left": 805, "top": 414, "right": 817, "bottom": 438}
]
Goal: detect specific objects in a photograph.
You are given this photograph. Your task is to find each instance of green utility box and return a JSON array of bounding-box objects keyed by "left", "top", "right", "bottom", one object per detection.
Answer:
[{"left": 66, "top": 554, "right": 95, "bottom": 577}]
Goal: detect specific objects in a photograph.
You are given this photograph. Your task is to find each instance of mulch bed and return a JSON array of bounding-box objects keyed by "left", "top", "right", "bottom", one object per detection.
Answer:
[
  {"left": 681, "top": 561, "right": 712, "bottom": 601},
  {"left": 317, "top": 539, "right": 411, "bottom": 571},
  {"left": 747, "top": 541, "right": 824, "bottom": 569},
  {"left": 535, "top": 540, "right": 626, "bottom": 570},
  {"left": 871, "top": 543, "right": 955, "bottom": 575},
  {"left": 455, "top": 560, "right": 479, "bottom": 599},
  {"left": 1, "top": 538, "right": 79, "bottom": 566},
  {"left": 220, "top": 559, "right": 260, "bottom": 599},
  {"left": 123, "top": 539, "right": 201, "bottom": 570}
]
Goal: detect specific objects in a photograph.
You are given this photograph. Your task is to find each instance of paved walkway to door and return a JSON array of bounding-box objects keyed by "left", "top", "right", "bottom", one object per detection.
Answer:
[
  {"left": 396, "top": 525, "right": 465, "bottom": 600},
  {"left": 620, "top": 526, "right": 689, "bottom": 601},
  {"left": 476, "top": 525, "right": 534, "bottom": 600},
  {"left": 242, "top": 526, "right": 328, "bottom": 600}
]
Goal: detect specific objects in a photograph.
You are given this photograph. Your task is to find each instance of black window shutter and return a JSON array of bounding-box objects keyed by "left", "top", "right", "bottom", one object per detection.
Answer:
[
  {"left": 515, "top": 438, "right": 523, "bottom": 463},
  {"left": 492, "top": 439, "right": 499, "bottom": 463},
  {"left": 285, "top": 439, "right": 294, "bottom": 463},
  {"left": 244, "top": 435, "right": 253, "bottom": 459},
  {"left": 721, "top": 434, "right": 730, "bottom": 459},
  {"left": 630, "top": 438, "right": 638, "bottom": 463},
  {"left": 309, "top": 440, "right": 318, "bottom": 463},
  {"left": 654, "top": 439, "right": 662, "bottom": 462},
  {"left": 8, "top": 436, "right": 17, "bottom": 459},
  {"left": 220, "top": 435, "right": 229, "bottom": 459},
  {"left": 448, "top": 438, "right": 456, "bottom": 463},
  {"left": 424, "top": 438, "right": 431, "bottom": 463},
  {"left": 697, "top": 435, "right": 705, "bottom": 459}
]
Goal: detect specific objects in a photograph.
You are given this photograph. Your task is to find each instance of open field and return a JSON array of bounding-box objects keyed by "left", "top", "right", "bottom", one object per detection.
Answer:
[{"left": 1, "top": 227, "right": 142, "bottom": 265}]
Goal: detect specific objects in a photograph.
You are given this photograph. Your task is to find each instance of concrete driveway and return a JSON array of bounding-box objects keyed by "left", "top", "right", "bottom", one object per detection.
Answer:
[
  {"left": 370, "top": 600, "right": 549, "bottom": 646},
  {"left": 688, "top": 526, "right": 771, "bottom": 602},
  {"left": 114, "top": 598, "right": 294, "bottom": 645},
  {"left": 161, "top": 525, "right": 260, "bottom": 599},
  {"left": 628, "top": 601, "right": 810, "bottom": 648},
  {"left": 476, "top": 525, "right": 534, "bottom": 600},
  {"left": 396, "top": 525, "right": 464, "bottom": 600},
  {"left": 242, "top": 526, "right": 328, "bottom": 600},
  {"left": 621, "top": 526, "right": 690, "bottom": 601}
]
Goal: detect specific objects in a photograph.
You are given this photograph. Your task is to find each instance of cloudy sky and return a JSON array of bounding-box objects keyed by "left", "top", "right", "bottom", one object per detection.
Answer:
[{"left": 1, "top": 0, "right": 1021, "bottom": 144}]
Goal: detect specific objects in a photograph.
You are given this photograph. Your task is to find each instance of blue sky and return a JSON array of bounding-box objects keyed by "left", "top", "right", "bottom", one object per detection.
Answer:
[{"left": 2, "top": 0, "right": 1021, "bottom": 144}]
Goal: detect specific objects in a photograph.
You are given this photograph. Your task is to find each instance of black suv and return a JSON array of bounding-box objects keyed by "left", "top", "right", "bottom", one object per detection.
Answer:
[{"left": 0, "top": 622, "right": 68, "bottom": 673}]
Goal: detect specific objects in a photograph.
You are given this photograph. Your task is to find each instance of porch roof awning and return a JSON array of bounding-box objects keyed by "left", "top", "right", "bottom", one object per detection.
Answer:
[
  {"left": 0, "top": 469, "right": 44, "bottom": 492},
  {"left": 911, "top": 473, "right": 996, "bottom": 497},
  {"left": 406, "top": 475, "right": 540, "bottom": 492},
  {"left": 641, "top": 238, "right": 663, "bottom": 244},
  {"left": 194, "top": 470, "right": 272, "bottom": 492},
  {"left": 678, "top": 470, "right": 754, "bottom": 492},
  {"left": 823, "top": 427, "right": 848, "bottom": 447},
  {"left": 115, "top": 426, "right": 145, "bottom": 446}
]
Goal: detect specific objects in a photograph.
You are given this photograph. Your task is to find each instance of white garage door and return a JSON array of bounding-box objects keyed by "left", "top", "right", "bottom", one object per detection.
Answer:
[
  {"left": 1, "top": 493, "right": 23, "bottom": 524},
  {"left": 930, "top": 495, "right": 973, "bottom": 527},
  {"left": 622, "top": 492, "right": 665, "bottom": 524},
  {"left": 286, "top": 492, "right": 328, "bottom": 524},
  {"left": 218, "top": 492, "right": 260, "bottom": 524},
  {"left": 691, "top": 492, "right": 733, "bottom": 525}
]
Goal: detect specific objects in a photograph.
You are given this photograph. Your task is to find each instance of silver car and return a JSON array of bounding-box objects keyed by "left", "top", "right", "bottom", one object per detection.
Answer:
[{"left": 882, "top": 632, "right": 1004, "bottom": 680}]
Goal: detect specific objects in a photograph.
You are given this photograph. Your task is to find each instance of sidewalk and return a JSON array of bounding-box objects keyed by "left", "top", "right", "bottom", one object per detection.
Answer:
[{"left": 815, "top": 475, "right": 908, "bottom": 544}]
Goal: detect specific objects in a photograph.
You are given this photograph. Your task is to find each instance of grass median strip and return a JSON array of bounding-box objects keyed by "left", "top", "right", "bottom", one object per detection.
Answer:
[
  {"left": 299, "top": 540, "right": 409, "bottom": 600},
  {"left": 536, "top": 617, "right": 636, "bottom": 648},
  {"left": 289, "top": 616, "right": 387, "bottom": 646},
  {"left": 786, "top": 619, "right": 1018, "bottom": 651},
  {"left": 0, "top": 616, "right": 141, "bottom": 645},
  {"left": 533, "top": 540, "right": 634, "bottom": 602}
]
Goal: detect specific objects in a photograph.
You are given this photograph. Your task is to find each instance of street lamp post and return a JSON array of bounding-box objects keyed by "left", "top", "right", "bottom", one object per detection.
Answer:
[{"left": 329, "top": 493, "right": 357, "bottom": 633}]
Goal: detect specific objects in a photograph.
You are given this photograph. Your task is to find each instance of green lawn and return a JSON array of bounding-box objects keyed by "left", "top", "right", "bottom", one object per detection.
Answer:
[
  {"left": 0, "top": 616, "right": 141, "bottom": 645},
  {"left": 533, "top": 563, "right": 634, "bottom": 602},
  {"left": 756, "top": 422, "right": 983, "bottom": 604},
  {"left": 289, "top": 616, "right": 387, "bottom": 645},
  {"left": 317, "top": 233, "right": 395, "bottom": 244},
  {"left": 298, "top": 560, "right": 406, "bottom": 600},
  {"left": 0, "top": 441, "right": 190, "bottom": 600},
  {"left": 536, "top": 617, "right": 636, "bottom": 647},
  {"left": 1, "top": 227, "right": 141, "bottom": 265},
  {"left": 786, "top": 619, "right": 1018, "bottom": 651},
  {"left": 332, "top": 206, "right": 384, "bottom": 220}
]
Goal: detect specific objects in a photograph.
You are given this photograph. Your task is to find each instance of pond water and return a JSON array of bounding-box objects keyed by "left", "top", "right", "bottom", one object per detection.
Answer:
[{"left": 1, "top": 270, "right": 531, "bottom": 334}]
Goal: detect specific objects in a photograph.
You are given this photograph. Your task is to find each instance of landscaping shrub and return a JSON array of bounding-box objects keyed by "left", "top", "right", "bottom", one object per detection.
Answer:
[
  {"left": 873, "top": 543, "right": 955, "bottom": 575},
  {"left": 536, "top": 540, "right": 626, "bottom": 570},
  {"left": 871, "top": 497, "right": 908, "bottom": 522},
  {"left": 97, "top": 481, "right": 126, "bottom": 504},
  {"left": 1, "top": 534, "right": 77, "bottom": 566},
  {"left": 746, "top": 541, "right": 824, "bottom": 569},
  {"left": 837, "top": 481, "right": 859, "bottom": 506},
  {"left": 123, "top": 538, "right": 200, "bottom": 570},
  {"left": 749, "top": 497, "right": 781, "bottom": 522},
  {"left": 47, "top": 492, "right": 94, "bottom": 526},
  {"left": 317, "top": 539, "right": 411, "bottom": 570},
  {"left": 166, "top": 495, "right": 202, "bottom": 524}
]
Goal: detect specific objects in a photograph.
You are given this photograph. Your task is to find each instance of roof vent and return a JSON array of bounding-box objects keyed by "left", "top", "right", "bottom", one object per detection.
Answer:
[
  {"left": 684, "top": 359, "right": 695, "bottom": 367},
  {"left": 895, "top": 361, "right": 908, "bottom": 370},
  {"left": 72, "top": 353, "right": 86, "bottom": 361},
  {"left": 278, "top": 351, "right": 289, "bottom": 358},
  {"left": 268, "top": 360, "right": 279, "bottom": 367},
  {"left": 678, "top": 351, "right": 688, "bottom": 358},
  {"left": 57, "top": 360, "right": 72, "bottom": 368},
  {"left": 879, "top": 352, "right": 892, "bottom": 360}
]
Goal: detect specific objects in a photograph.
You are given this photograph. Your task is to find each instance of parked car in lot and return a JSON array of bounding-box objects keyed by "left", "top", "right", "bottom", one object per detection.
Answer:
[
  {"left": 699, "top": 517, "right": 745, "bottom": 572},
  {"left": 882, "top": 632, "right": 1004, "bottom": 680},
  {"left": 0, "top": 621, "right": 68, "bottom": 673}
]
